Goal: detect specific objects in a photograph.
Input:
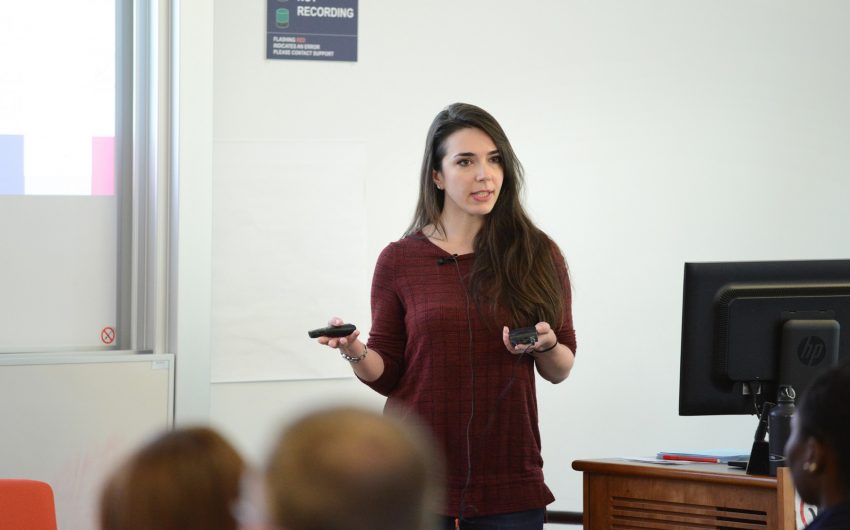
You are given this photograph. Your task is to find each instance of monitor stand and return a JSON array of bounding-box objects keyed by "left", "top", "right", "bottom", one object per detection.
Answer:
[{"left": 746, "top": 401, "right": 774, "bottom": 476}]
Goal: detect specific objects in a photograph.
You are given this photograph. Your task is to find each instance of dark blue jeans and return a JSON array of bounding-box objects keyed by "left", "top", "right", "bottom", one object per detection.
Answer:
[{"left": 438, "top": 508, "right": 545, "bottom": 530}]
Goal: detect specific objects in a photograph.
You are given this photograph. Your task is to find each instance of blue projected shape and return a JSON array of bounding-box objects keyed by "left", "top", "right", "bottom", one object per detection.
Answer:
[{"left": 0, "top": 135, "right": 25, "bottom": 195}]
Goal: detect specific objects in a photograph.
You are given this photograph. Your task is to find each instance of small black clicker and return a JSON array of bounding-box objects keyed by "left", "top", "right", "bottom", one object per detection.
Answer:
[
  {"left": 308, "top": 323, "right": 357, "bottom": 339},
  {"left": 509, "top": 326, "right": 538, "bottom": 347}
]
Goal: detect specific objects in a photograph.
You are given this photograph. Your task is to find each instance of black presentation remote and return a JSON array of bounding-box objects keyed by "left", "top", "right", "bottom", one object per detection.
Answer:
[
  {"left": 307, "top": 323, "right": 357, "bottom": 339},
  {"left": 509, "top": 326, "right": 538, "bottom": 346}
]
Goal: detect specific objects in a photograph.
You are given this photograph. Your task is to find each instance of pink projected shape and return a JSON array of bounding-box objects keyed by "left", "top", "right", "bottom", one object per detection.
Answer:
[{"left": 92, "top": 136, "right": 115, "bottom": 196}]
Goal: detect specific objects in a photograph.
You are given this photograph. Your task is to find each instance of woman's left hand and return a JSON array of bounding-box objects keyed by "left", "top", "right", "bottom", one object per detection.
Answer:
[{"left": 502, "top": 322, "right": 558, "bottom": 356}]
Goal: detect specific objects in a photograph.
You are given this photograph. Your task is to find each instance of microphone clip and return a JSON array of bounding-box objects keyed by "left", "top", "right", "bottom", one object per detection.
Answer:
[{"left": 437, "top": 254, "right": 458, "bottom": 265}]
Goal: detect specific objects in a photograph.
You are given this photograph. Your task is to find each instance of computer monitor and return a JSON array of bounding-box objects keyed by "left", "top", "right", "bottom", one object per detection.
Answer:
[{"left": 679, "top": 259, "right": 850, "bottom": 416}]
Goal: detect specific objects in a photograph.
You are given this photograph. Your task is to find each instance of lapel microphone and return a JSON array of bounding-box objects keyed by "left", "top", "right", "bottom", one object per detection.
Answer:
[{"left": 437, "top": 254, "right": 458, "bottom": 265}]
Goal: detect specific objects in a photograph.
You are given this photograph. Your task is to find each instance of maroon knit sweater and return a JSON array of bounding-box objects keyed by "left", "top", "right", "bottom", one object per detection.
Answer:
[{"left": 363, "top": 234, "right": 577, "bottom": 517}]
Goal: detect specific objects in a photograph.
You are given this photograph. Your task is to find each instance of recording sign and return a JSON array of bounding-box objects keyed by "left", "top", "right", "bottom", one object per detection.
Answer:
[{"left": 267, "top": 0, "right": 358, "bottom": 62}]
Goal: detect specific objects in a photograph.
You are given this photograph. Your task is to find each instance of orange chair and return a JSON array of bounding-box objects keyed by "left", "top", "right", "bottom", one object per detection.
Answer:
[{"left": 0, "top": 479, "right": 58, "bottom": 530}]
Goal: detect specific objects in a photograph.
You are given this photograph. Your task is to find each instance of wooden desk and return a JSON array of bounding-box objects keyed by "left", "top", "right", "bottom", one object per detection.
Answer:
[{"left": 572, "top": 459, "right": 795, "bottom": 529}]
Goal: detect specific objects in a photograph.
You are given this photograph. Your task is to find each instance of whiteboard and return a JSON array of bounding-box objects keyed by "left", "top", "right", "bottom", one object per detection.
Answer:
[
  {"left": 0, "top": 353, "right": 174, "bottom": 530},
  {"left": 211, "top": 140, "right": 371, "bottom": 382}
]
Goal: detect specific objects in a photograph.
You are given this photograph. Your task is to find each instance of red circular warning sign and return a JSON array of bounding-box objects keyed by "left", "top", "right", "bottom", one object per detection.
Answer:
[{"left": 101, "top": 326, "right": 116, "bottom": 345}]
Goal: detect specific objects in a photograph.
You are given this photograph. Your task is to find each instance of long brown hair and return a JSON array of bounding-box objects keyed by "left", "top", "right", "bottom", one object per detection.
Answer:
[
  {"left": 100, "top": 426, "right": 245, "bottom": 530},
  {"left": 406, "top": 103, "right": 566, "bottom": 328}
]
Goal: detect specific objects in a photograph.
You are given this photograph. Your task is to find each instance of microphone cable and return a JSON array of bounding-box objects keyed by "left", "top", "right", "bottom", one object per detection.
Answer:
[
  {"left": 444, "top": 255, "right": 475, "bottom": 524},
  {"left": 443, "top": 254, "right": 537, "bottom": 526}
]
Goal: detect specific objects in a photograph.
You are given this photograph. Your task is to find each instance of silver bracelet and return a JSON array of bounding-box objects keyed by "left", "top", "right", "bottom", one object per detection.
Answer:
[{"left": 340, "top": 345, "right": 368, "bottom": 363}]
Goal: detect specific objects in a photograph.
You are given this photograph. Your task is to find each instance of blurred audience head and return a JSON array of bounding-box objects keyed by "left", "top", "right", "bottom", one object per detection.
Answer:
[
  {"left": 100, "top": 425, "right": 245, "bottom": 530},
  {"left": 785, "top": 361, "right": 850, "bottom": 508},
  {"left": 264, "top": 406, "right": 443, "bottom": 530}
]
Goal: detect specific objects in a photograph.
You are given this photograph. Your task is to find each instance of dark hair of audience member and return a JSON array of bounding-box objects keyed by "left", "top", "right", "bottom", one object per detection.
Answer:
[
  {"left": 787, "top": 361, "right": 850, "bottom": 507},
  {"left": 100, "top": 426, "right": 245, "bottom": 530}
]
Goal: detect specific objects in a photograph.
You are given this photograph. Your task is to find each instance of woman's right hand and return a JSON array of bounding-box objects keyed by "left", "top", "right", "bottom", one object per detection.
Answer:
[
  {"left": 316, "top": 317, "right": 362, "bottom": 356},
  {"left": 316, "top": 317, "right": 384, "bottom": 382}
]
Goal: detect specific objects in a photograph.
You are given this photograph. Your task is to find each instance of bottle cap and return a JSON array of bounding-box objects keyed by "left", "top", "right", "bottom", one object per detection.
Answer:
[{"left": 777, "top": 385, "right": 796, "bottom": 403}]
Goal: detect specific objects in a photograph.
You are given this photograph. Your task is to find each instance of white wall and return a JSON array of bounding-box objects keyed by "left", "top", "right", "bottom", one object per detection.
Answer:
[{"left": 201, "top": 0, "right": 850, "bottom": 514}]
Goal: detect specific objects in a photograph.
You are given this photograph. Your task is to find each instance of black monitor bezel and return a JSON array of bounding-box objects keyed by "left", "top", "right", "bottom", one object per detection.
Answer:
[{"left": 679, "top": 259, "right": 850, "bottom": 416}]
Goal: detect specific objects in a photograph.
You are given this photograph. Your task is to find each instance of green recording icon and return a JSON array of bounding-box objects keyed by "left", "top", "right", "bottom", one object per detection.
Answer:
[{"left": 276, "top": 8, "right": 289, "bottom": 28}]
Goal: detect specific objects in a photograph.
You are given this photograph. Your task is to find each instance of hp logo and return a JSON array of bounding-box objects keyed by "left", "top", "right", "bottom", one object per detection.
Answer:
[{"left": 797, "top": 336, "right": 827, "bottom": 366}]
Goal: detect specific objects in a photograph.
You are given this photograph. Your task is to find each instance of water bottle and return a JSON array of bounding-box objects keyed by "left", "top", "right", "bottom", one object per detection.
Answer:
[{"left": 768, "top": 385, "right": 796, "bottom": 475}]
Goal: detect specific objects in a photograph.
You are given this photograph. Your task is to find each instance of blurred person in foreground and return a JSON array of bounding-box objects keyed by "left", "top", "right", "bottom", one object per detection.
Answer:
[
  {"left": 100, "top": 426, "right": 245, "bottom": 530},
  {"left": 264, "top": 406, "right": 443, "bottom": 530},
  {"left": 784, "top": 361, "right": 850, "bottom": 529}
]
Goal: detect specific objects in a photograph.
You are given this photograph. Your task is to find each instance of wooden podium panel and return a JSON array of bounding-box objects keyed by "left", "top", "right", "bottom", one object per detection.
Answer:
[{"left": 572, "top": 459, "right": 795, "bottom": 529}]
